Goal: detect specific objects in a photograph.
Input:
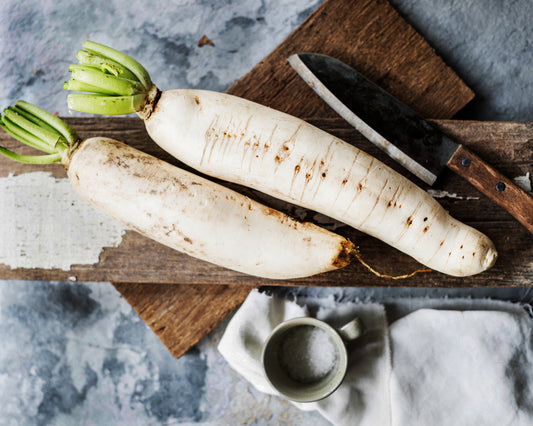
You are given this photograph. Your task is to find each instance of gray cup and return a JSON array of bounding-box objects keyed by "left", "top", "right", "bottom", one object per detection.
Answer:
[{"left": 261, "top": 316, "right": 364, "bottom": 402}]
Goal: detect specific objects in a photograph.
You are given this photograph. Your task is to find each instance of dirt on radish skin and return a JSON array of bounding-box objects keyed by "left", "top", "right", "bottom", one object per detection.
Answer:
[
  {"left": 67, "top": 137, "right": 356, "bottom": 279},
  {"left": 0, "top": 101, "right": 357, "bottom": 280}
]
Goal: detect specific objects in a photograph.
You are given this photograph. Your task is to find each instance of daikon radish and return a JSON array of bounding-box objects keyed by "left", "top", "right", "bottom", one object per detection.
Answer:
[
  {"left": 64, "top": 41, "right": 497, "bottom": 277},
  {"left": 0, "top": 101, "right": 355, "bottom": 279}
]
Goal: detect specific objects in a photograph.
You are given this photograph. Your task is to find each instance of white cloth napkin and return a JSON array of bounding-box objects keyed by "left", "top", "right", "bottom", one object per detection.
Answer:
[{"left": 218, "top": 289, "right": 533, "bottom": 426}]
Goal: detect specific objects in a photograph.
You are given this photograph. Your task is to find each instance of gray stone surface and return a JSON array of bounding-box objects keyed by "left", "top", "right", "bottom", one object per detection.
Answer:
[
  {"left": 0, "top": 0, "right": 531, "bottom": 424},
  {"left": 389, "top": 0, "right": 533, "bottom": 121},
  {"left": 0, "top": 0, "right": 322, "bottom": 114}
]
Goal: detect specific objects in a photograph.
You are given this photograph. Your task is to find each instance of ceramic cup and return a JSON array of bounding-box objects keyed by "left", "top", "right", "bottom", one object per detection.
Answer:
[{"left": 261, "top": 316, "right": 364, "bottom": 402}]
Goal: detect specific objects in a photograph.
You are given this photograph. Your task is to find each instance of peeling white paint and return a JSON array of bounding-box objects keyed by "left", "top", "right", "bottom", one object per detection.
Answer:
[
  {"left": 427, "top": 189, "right": 480, "bottom": 200},
  {"left": 0, "top": 172, "right": 127, "bottom": 270},
  {"left": 513, "top": 172, "right": 532, "bottom": 193}
]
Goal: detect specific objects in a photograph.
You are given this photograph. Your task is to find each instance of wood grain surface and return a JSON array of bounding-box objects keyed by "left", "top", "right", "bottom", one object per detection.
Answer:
[{"left": 3, "top": 0, "right": 522, "bottom": 359}]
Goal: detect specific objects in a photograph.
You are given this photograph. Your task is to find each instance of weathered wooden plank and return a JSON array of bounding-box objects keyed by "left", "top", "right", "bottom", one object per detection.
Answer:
[{"left": 1, "top": 118, "right": 530, "bottom": 287}]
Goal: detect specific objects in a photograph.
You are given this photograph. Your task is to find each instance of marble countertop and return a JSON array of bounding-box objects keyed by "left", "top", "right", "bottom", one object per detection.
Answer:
[{"left": 0, "top": 0, "right": 532, "bottom": 424}]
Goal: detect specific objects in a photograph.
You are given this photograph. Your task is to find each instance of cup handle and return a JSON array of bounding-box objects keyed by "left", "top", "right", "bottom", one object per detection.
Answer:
[{"left": 337, "top": 317, "right": 365, "bottom": 342}]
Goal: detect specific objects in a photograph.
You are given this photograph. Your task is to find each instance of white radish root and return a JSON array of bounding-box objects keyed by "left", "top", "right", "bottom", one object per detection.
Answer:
[
  {"left": 67, "top": 137, "right": 355, "bottom": 279},
  {"left": 144, "top": 89, "right": 497, "bottom": 277}
]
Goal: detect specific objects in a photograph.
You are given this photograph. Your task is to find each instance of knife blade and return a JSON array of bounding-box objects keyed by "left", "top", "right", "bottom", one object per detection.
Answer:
[{"left": 288, "top": 52, "right": 533, "bottom": 234}]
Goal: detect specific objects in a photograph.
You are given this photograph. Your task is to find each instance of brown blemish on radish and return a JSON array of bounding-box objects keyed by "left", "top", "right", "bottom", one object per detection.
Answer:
[{"left": 331, "top": 240, "right": 356, "bottom": 268}]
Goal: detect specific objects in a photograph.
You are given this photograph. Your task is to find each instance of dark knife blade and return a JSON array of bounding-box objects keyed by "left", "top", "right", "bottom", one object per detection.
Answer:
[
  {"left": 288, "top": 52, "right": 533, "bottom": 234},
  {"left": 288, "top": 52, "right": 459, "bottom": 185}
]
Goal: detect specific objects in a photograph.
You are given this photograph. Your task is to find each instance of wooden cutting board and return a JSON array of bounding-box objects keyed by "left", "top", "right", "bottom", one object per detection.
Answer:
[{"left": 1, "top": 0, "right": 531, "bottom": 358}]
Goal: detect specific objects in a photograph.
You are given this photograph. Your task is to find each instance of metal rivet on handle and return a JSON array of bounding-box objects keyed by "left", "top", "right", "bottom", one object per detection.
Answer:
[
  {"left": 496, "top": 182, "right": 506, "bottom": 192},
  {"left": 461, "top": 158, "right": 471, "bottom": 167}
]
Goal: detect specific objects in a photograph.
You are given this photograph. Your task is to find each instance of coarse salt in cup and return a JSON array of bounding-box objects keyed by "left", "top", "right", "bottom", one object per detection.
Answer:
[{"left": 261, "top": 316, "right": 363, "bottom": 402}]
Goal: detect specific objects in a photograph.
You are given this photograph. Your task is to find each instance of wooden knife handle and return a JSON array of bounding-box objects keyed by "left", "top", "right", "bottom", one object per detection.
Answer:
[{"left": 447, "top": 144, "right": 533, "bottom": 234}]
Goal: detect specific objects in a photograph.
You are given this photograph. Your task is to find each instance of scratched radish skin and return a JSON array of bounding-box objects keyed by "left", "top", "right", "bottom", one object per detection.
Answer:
[
  {"left": 145, "top": 90, "right": 497, "bottom": 277},
  {"left": 0, "top": 102, "right": 356, "bottom": 280},
  {"left": 65, "top": 41, "right": 498, "bottom": 277}
]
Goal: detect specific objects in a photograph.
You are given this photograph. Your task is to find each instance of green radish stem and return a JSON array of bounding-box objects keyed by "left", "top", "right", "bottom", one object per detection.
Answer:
[
  {"left": 76, "top": 50, "right": 138, "bottom": 80},
  {"left": 68, "top": 65, "right": 145, "bottom": 96},
  {"left": 0, "top": 147, "right": 62, "bottom": 164},
  {"left": 0, "top": 101, "right": 78, "bottom": 164},
  {"left": 67, "top": 93, "right": 148, "bottom": 116},
  {"left": 65, "top": 40, "right": 154, "bottom": 115}
]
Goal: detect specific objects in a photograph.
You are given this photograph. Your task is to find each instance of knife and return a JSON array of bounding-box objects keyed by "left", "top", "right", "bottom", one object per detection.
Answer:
[{"left": 288, "top": 53, "right": 533, "bottom": 234}]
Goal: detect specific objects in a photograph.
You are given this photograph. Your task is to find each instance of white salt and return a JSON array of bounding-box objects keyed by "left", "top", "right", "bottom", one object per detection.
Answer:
[{"left": 279, "top": 325, "right": 338, "bottom": 383}]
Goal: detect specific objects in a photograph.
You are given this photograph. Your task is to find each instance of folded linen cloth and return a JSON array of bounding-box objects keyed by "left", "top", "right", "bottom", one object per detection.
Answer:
[{"left": 218, "top": 289, "right": 533, "bottom": 426}]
